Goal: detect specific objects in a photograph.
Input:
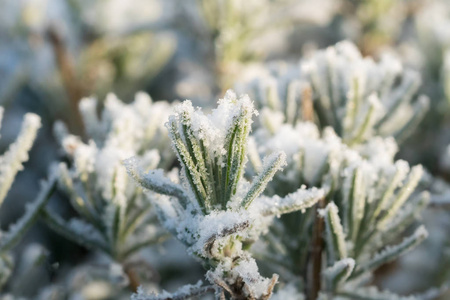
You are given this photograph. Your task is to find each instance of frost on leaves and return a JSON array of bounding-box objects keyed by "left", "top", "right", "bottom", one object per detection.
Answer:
[
  {"left": 127, "top": 90, "right": 323, "bottom": 299},
  {"left": 44, "top": 93, "right": 172, "bottom": 264},
  {"left": 0, "top": 109, "right": 57, "bottom": 289},
  {"left": 235, "top": 41, "right": 429, "bottom": 146}
]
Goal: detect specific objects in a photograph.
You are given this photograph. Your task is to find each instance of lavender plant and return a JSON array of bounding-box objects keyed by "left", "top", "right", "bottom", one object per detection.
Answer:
[
  {"left": 3, "top": 1, "right": 450, "bottom": 299},
  {"left": 250, "top": 121, "right": 430, "bottom": 299},
  {"left": 41, "top": 93, "right": 175, "bottom": 290},
  {"left": 125, "top": 90, "right": 324, "bottom": 299},
  {"left": 236, "top": 41, "right": 429, "bottom": 145},
  {"left": 177, "top": 0, "right": 337, "bottom": 92},
  {"left": 0, "top": 108, "right": 56, "bottom": 290}
]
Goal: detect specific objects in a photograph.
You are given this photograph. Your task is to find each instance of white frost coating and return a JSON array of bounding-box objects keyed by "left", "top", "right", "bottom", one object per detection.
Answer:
[
  {"left": 0, "top": 112, "right": 41, "bottom": 205},
  {"left": 321, "top": 202, "right": 347, "bottom": 262},
  {"left": 190, "top": 209, "right": 250, "bottom": 256},
  {"left": 358, "top": 226, "right": 428, "bottom": 274},
  {"left": 260, "top": 108, "right": 285, "bottom": 134},
  {"left": 241, "top": 151, "right": 287, "bottom": 208},
  {"left": 271, "top": 283, "right": 305, "bottom": 300},
  {"left": 68, "top": 218, "right": 106, "bottom": 247},
  {"left": 232, "top": 259, "right": 274, "bottom": 298},
  {"left": 123, "top": 156, "right": 188, "bottom": 204},
  {"left": 169, "top": 90, "right": 257, "bottom": 157},
  {"left": 132, "top": 280, "right": 216, "bottom": 300},
  {"left": 377, "top": 165, "right": 424, "bottom": 229},
  {"left": 0, "top": 171, "right": 56, "bottom": 252},
  {"left": 324, "top": 258, "right": 355, "bottom": 285},
  {"left": 339, "top": 285, "right": 419, "bottom": 300},
  {"left": 95, "top": 147, "right": 124, "bottom": 204},
  {"left": 127, "top": 92, "right": 318, "bottom": 299},
  {"left": 78, "top": 93, "right": 174, "bottom": 161},
  {"left": 249, "top": 111, "right": 427, "bottom": 292},
  {"left": 237, "top": 40, "right": 427, "bottom": 145},
  {"left": 254, "top": 186, "right": 324, "bottom": 217},
  {"left": 356, "top": 136, "right": 398, "bottom": 167},
  {"left": 65, "top": 137, "right": 98, "bottom": 182},
  {"left": 50, "top": 93, "right": 175, "bottom": 261},
  {"left": 206, "top": 257, "right": 277, "bottom": 299},
  {"left": 79, "top": 97, "right": 103, "bottom": 141},
  {"left": 257, "top": 122, "right": 351, "bottom": 187}
]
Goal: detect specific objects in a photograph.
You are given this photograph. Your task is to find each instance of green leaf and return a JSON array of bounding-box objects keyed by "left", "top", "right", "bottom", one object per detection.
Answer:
[
  {"left": 0, "top": 173, "right": 56, "bottom": 252},
  {"left": 242, "top": 151, "right": 286, "bottom": 209},
  {"left": 321, "top": 202, "right": 347, "bottom": 264}
]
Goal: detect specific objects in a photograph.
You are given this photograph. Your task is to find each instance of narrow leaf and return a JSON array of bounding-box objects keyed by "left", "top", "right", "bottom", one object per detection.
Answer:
[
  {"left": 0, "top": 172, "right": 56, "bottom": 252},
  {"left": 321, "top": 202, "right": 347, "bottom": 264},
  {"left": 352, "top": 226, "right": 428, "bottom": 278},
  {"left": 123, "top": 157, "right": 190, "bottom": 208},
  {"left": 242, "top": 151, "right": 287, "bottom": 208}
]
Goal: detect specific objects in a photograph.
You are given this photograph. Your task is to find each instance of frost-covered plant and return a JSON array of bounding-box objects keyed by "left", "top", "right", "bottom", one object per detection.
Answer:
[
  {"left": 397, "top": 1, "right": 450, "bottom": 147},
  {"left": 0, "top": 0, "right": 174, "bottom": 135},
  {"left": 236, "top": 41, "right": 429, "bottom": 145},
  {"left": 0, "top": 108, "right": 56, "bottom": 289},
  {"left": 251, "top": 121, "right": 429, "bottom": 298},
  {"left": 42, "top": 93, "right": 174, "bottom": 270},
  {"left": 337, "top": 0, "right": 408, "bottom": 55},
  {"left": 178, "top": 0, "right": 337, "bottom": 91},
  {"left": 414, "top": 0, "right": 450, "bottom": 81},
  {"left": 126, "top": 90, "right": 324, "bottom": 299},
  {"left": 77, "top": 92, "right": 176, "bottom": 168}
]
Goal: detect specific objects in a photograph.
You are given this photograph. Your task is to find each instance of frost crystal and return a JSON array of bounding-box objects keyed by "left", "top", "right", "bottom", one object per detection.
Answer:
[
  {"left": 0, "top": 108, "right": 56, "bottom": 289},
  {"left": 0, "top": 112, "right": 41, "bottom": 205},
  {"left": 44, "top": 93, "right": 173, "bottom": 263},
  {"left": 235, "top": 41, "right": 429, "bottom": 146},
  {"left": 127, "top": 90, "right": 323, "bottom": 299},
  {"left": 249, "top": 118, "right": 428, "bottom": 298}
]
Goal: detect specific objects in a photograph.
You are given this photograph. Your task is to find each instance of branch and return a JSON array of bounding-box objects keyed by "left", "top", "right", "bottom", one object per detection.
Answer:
[
  {"left": 47, "top": 26, "right": 84, "bottom": 135},
  {"left": 0, "top": 173, "right": 56, "bottom": 252},
  {"left": 351, "top": 226, "right": 428, "bottom": 278},
  {"left": 123, "top": 157, "right": 190, "bottom": 207},
  {"left": 132, "top": 281, "right": 217, "bottom": 300}
]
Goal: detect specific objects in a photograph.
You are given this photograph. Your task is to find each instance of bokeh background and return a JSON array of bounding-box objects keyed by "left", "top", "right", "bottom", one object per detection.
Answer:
[{"left": 1, "top": 0, "right": 450, "bottom": 298}]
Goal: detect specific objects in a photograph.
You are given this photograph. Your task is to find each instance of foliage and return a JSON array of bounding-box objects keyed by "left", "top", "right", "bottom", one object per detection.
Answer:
[
  {"left": 126, "top": 91, "right": 324, "bottom": 299},
  {"left": 42, "top": 93, "right": 176, "bottom": 265},
  {"left": 0, "top": 108, "right": 56, "bottom": 290}
]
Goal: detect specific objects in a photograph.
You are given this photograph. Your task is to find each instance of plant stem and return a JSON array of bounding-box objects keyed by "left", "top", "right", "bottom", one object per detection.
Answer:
[
  {"left": 47, "top": 26, "right": 85, "bottom": 136},
  {"left": 308, "top": 197, "right": 325, "bottom": 300},
  {"left": 124, "top": 265, "right": 140, "bottom": 293},
  {"left": 302, "top": 84, "right": 314, "bottom": 122}
]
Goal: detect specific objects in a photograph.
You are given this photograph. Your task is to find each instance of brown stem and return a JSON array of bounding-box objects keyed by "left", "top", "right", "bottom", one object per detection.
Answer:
[
  {"left": 302, "top": 84, "right": 314, "bottom": 122},
  {"left": 47, "top": 26, "right": 85, "bottom": 135},
  {"left": 123, "top": 259, "right": 161, "bottom": 293},
  {"left": 307, "top": 197, "right": 325, "bottom": 300},
  {"left": 124, "top": 265, "right": 140, "bottom": 293}
]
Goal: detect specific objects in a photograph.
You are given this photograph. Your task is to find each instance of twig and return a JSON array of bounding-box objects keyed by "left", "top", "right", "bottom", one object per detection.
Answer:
[
  {"left": 47, "top": 25, "right": 85, "bottom": 135},
  {"left": 124, "top": 266, "right": 140, "bottom": 293},
  {"left": 302, "top": 84, "right": 314, "bottom": 122},
  {"left": 308, "top": 197, "right": 325, "bottom": 300},
  {"left": 133, "top": 285, "right": 217, "bottom": 300}
]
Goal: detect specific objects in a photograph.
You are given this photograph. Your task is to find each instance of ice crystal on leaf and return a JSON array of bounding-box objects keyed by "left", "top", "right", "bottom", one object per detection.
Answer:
[
  {"left": 235, "top": 41, "right": 429, "bottom": 146},
  {"left": 250, "top": 120, "right": 429, "bottom": 298},
  {"left": 126, "top": 90, "right": 324, "bottom": 299},
  {"left": 0, "top": 108, "right": 56, "bottom": 290},
  {"left": 42, "top": 93, "right": 174, "bottom": 265}
]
